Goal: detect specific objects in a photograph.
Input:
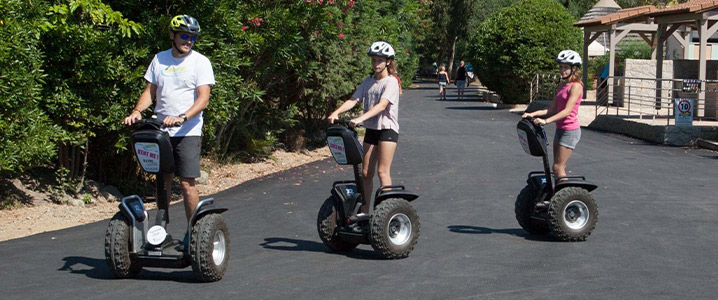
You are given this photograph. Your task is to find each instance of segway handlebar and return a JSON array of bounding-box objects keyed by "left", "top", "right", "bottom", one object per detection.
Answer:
[
  {"left": 134, "top": 118, "right": 182, "bottom": 129},
  {"left": 522, "top": 116, "right": 544, "bottom": 128},
  {"left": 332, "top": 119, "right": 364, "bottom": 128}
]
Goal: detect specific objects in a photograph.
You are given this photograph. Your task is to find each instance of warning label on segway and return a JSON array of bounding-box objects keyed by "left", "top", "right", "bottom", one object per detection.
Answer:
[
  {"left": 674, "top": 98, "right": 693, "bottom": 127},
  {"left": 327, "top": 137, "right": 347, "bottom": 164},
  {"left": 135, "top": 142, "right": 161, "bottom": 172}
]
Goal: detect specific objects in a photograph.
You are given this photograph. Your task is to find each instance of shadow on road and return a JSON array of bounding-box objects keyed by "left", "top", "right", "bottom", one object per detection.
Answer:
[
  {"left": 59, "top": 256, "right": 197, "bottom": 283},
  {"left": 447, "top": 225, "right": 559, "bottom": 242},
  {"left": 260, "top": 237, "right": 385, "bottom": 260},
  {"left": 445, "top": 106, "right": 502, "bottom": 111}
]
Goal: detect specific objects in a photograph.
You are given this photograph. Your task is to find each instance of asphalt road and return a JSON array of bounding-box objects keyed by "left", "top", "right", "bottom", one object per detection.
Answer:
[{"left": 1, "top": 81, "right": 716, "bottom": 300}]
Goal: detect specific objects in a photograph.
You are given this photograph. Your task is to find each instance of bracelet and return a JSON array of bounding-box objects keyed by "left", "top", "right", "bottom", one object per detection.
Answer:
[{"left": 132, "top": 108, "right": 141, "bottom": 113}]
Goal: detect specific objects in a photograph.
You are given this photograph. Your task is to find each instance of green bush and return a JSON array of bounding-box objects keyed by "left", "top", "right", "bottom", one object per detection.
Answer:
[
  {"left": 469, "top": 0, "right": 581, "bottom": 104},
  {"left": 0, "top": 0, "right": 59, "bottom": 176}
]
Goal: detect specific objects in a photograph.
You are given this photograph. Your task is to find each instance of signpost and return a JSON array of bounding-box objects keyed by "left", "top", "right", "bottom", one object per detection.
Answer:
[{"left": 674, "top": 98, "right": 693, "bottom": 126}]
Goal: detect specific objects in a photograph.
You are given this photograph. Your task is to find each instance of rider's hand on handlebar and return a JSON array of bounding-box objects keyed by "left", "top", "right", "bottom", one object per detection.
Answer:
[
  {"left": 521, "top": 112, "right": 532, "bottom": 119},
  {"left": 327, "top": 113, "right": 339, "bottom": 125},
  {"left": 349, "top": 118, "right": 363, "bottom": 128},
  {"left": 122, "top": 111, "right": 142, "bottom": 126},
  {"left": 162, "top": 116, "right": 184, "bottom": 128},
  {"left": 533, "top": 118, "right": 547, "bottom": 126}
]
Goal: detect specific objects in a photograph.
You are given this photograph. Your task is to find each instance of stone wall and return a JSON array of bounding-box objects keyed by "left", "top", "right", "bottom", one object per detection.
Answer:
[{"left": 623, "top": 59, "right": 718, "bottom": 119}]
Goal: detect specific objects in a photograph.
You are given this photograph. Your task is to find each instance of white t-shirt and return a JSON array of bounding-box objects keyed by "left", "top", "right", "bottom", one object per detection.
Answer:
[
  {"left": 144, "top": 49, "right": 215, "bottom": 137},
  {"left": 351, "top": 75, "right": 400, "bottom": 133}
]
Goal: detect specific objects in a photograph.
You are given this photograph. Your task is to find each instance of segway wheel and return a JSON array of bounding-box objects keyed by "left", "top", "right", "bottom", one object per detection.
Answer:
[
  {"left": 369, "top": 198, "right": 420, "bottom": 259},
  {"left": 190, "top": 214, "right": 230, "bottom": 282},
  {"left": 515, "top": 185, "right": 549, "bottom": 235},
  {"left": 548, "top": 187, "right": 598, "bottom": 241},
  {"left": 317, "top": 197, "right": 359, "bottom": 252},
  {"left": 104, "top": 212, "right": 142, "bottom": 278}
]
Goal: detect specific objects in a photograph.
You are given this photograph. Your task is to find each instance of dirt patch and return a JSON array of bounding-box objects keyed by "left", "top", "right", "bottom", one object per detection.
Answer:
[{"left": 0, "top": 148, "right": 330, "bottom": 242}]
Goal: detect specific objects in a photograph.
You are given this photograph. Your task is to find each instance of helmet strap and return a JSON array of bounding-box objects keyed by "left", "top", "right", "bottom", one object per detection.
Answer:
[{"left": 562, "top": 66, "right": 576, "bottom": 80}]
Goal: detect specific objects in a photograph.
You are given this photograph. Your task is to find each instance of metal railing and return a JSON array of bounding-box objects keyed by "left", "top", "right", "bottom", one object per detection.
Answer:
[
  {"left": 530, "top": 72, "right": 561, "bottom": 102},
  {"left": 596, "top": 76, "right": 717, "bottom": 124}
]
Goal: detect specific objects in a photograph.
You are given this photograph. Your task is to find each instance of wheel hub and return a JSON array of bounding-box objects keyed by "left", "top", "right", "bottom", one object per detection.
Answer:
[
  {"left": 563, "top": 200, "right": 589, "bottom": 230},
  {"left": 212, "top": 230, "right": 227, "bottom": 266},
  {"left": 387, "top": 213, "right": 412, "bottom": 246}
]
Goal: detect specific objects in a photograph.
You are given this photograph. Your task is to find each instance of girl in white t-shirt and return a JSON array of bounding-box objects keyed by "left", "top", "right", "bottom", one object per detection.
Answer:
[{"left": 328, "top": 41, "right": 401, "bottom": 219}]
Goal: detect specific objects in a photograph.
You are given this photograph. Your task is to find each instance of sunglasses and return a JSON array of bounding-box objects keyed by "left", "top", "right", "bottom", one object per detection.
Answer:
[{"left": 179, "top": 34, "right": 197, "bottom": 42}]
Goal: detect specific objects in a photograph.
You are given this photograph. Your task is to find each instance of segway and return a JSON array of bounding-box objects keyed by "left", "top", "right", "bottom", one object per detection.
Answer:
[
  {"left": 104, "top": 118, "right": 230, "bottom": 281},
  {"left": 515, "top": 117, "right": 598, "bottom": 241},
  {"left": 317, "top": 120, "right": 420, "bottom": 258}
]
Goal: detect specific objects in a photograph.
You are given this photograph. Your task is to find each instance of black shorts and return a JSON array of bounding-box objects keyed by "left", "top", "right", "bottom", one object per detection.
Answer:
[
  {"left": 363, "top": 129, "right": 399, "bottom": 145},
  {"left": 170, "top": 136, "right": 201, "bottom": 178}
]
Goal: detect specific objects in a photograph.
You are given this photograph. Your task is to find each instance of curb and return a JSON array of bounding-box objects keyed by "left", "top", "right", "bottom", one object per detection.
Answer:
[{"left": 696, "top": 138, "right": 718, "bottom": 151}]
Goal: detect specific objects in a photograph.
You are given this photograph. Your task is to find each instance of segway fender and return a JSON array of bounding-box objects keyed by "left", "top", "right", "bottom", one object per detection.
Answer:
[
  {"left": 188, "top": 198, "right": 227, "bottom": 229},
  {"left": 375, "top": 191, "right": 419, "bottom": 204},
  {"left": 555, "top": 180, "right": 598, "bottom": 193},
  {"left": 193, "top": 205, "right": 228, "bottom": 223}
]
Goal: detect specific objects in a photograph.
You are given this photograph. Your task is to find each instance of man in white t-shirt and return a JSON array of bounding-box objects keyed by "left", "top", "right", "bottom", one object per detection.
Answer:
[{"left": 123, "top": 15, "right": 215, "bottom": 225}]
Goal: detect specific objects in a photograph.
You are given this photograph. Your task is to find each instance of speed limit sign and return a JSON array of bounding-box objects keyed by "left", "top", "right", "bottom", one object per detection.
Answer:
[{"left": 674, "top": 98, "right": 693, "bottom": 126}]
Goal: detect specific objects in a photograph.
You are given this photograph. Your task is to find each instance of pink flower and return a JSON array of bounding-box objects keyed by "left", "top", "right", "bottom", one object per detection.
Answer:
[
  {"left": 318, "top": 0, "right": 323, "bottom": 4},
  {"left": 242, "top": 26, "right": 248, "bottom": 31},
  {"left": 337, "top": 22, "right": 342, "bottom": 28},
  {"left": 405, "top": 50, "right": 409, "bottom": 54},
  {"left": 338, "top": 33, "right": 344, "bottom": 39}
]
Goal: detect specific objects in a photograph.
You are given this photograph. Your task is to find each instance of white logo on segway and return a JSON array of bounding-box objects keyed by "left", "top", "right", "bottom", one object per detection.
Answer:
[
  {"left": 147, "top": 225, "right": 167, "bottom": 245},
  {"left": 517, "top": 129, "right": 531, "bottom": 155}
]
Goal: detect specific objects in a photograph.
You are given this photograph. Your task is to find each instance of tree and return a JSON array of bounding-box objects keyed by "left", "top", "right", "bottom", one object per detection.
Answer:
[{"left": 469, "top": 0, "right": 582, "bottom": 104}]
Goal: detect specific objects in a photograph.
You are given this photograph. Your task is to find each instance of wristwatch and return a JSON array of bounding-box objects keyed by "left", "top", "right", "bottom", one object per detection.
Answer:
[{"left": 179, "top": 113, "right": 187, "bottom": 122}]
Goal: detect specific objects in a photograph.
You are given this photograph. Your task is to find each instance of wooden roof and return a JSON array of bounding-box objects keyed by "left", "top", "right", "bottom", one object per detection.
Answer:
[
  {"left": 574, "top": 5, "right": 656, "bottom": 27},
  {"left": 649, "top": 0, "right": 718, "bottom": 16}
]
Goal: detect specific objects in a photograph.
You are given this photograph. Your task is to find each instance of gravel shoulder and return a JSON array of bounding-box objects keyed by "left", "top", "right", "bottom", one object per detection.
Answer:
[{"left": 0, "top": 148, "right": 330, "bottom": 242}]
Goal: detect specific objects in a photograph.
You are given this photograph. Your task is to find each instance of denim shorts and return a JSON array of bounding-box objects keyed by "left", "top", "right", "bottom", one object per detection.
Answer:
[
  {"left": 456, "top": 80, "right": 466, "bottom": 89},
  {"left": 554, "top": 128, "right": 581, "bottom": 150}
]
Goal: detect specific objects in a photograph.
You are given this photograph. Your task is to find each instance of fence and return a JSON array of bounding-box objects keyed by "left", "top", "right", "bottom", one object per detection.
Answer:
[
  {"left": 596, "top": 76, "right": 717, "bottom": 124},
  {"left": 530, "top": 72, "right": 561, "bottom": 102}
]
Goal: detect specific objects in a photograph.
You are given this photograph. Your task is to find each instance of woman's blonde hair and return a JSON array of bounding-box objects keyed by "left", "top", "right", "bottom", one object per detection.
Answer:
[
  {"left": 567, "top": 65, "right": 582, "bottom": 83},
  {"left": 387, "top": 59, "right": 398, "bottom": 77},
  {"left": 439, "top": 65, "right": 445, "bottom": 71}
]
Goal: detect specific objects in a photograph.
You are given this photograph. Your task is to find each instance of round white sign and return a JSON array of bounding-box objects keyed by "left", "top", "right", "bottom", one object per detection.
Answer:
[{"left": 147, "top": 225, "right": 167, "bottom": 245}]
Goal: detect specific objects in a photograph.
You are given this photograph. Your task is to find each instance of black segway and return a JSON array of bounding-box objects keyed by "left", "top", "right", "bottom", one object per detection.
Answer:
[
  {"left": 317, "top": 120, "right": 420, "bottom": 258},
  {"left": 104, "top": 118, "right": 230, "bottom": 281},
  {"left": 515, "top": 117, "right": 598, "bottom": 241}
]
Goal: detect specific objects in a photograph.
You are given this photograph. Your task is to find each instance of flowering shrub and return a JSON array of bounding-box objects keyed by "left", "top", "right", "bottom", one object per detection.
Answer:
[{"left": 0, "top": 0, "right": 427, "bottom": 192}]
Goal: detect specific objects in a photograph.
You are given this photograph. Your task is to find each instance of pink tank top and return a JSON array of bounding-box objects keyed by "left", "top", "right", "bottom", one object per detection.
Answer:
[{"left": 554, "top": 82, "right": 582, "bottom": 130}]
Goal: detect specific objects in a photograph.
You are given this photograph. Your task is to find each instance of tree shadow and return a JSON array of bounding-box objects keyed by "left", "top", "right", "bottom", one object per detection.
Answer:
[
  {"left": 59, "top": 256, "right": 198, "bottom": 283},
  {"left": 259, "top": 237, "right": 385, "bottom": 260},
  {"left": 447, "top": 225, "right": 559, "bottom": 242},
  {"left": 445, "top": 106, "right": 500, "bottom": 111}
]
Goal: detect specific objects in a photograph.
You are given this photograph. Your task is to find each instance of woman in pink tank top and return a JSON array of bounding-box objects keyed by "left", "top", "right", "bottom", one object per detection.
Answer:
[{"left": 522, "top": 50, "right": 584, "bottom": 181}]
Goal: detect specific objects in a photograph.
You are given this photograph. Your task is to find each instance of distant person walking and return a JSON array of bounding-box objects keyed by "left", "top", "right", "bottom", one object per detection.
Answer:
[
  {"left": 522, "top": 50, "right": 583, "bottom": 181},
  {"left": 455, "top": 61, "right": 468, "bottom": 100},
  {"left": 438, "top": 65, "right": 450, "bottom": 101}
]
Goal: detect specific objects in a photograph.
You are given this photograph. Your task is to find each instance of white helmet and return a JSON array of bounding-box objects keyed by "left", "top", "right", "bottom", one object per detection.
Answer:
[
  {"left": 556, "top": 50, "right": 582, "bottom": 66},
  {"left": 367, "top": 41, "right": 395, "bottom": 59}
]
